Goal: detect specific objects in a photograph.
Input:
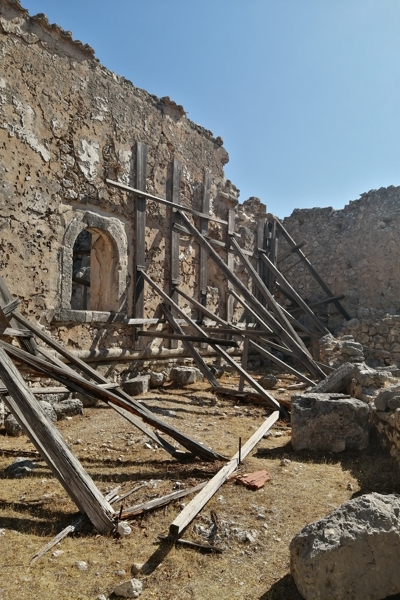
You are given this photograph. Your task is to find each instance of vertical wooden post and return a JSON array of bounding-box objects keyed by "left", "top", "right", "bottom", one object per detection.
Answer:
[
  {"left": 226, "top": 210, "right": 235, "bottom": 325},
  {"left": 169, "top": 158, "right": 182, "bottom": 349},
  {"left": 134, "top": 142, "right": 147, "bottom": 349},
  {"left": 238, "top": 336, "right": 249, "bottom": 392},
  {"left": 255, "top": 205, "right": 267, "bottom": 303},
  {"left": 199, "top": 172, "right": 211, "bottom": 349}
]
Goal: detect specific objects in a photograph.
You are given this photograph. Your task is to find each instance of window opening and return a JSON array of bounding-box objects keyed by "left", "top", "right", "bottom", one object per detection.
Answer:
[{"left": 71, "top": 230, "right": 91, "bottom": 310}]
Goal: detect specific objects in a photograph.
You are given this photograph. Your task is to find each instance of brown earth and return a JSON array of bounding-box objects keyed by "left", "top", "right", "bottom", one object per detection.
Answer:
[{"left": 1, "top": 372, "right": 399, "bottom": 600}]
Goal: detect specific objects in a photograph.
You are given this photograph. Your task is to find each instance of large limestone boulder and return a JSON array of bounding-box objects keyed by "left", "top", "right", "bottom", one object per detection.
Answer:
[
  {"left": 122, "top": 375, "right": 150, "bottom": 396},
  {"left": 291, "top": 393, "right": 369, "bottom": 452},
  {"left": 290, "top": 493, "right": 400, "bottom": 600}
]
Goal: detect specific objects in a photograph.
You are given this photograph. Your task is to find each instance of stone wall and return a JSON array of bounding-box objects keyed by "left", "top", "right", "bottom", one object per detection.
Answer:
[
  {"left": 0, "top": 0, "right": 258, "bottom": 360},
  {"left": 282, "top": 186, "right": 400, "bottom": 365}
]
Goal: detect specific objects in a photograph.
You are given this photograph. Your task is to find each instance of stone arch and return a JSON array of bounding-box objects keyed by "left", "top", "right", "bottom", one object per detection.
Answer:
[{"left": 60, "top": 210, "right": 128, "bottom": 313}]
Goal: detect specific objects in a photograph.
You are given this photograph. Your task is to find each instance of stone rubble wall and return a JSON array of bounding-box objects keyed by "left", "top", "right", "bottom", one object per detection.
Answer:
[{"left": 281, "top": 186, "right": 400, "bottom": 365}]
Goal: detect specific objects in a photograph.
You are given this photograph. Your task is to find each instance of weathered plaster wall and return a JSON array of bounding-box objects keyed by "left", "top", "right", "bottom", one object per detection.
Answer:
[{"left": 0, "top": 0, "right": 250, "bottom": 356}]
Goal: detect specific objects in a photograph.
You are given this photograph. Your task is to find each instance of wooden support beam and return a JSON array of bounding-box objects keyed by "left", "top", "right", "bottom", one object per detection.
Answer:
[
  {"left": 139, "top": 270, "right": 280, "bottom": 410},
  {"left": 170, "top": 158, "right": 182, "bottom": 349},
  {"left": 134, "top": 142, "right": 147, "bottom": 349},
  {"left": 199, "top": 172, "right": 211, "bottom": 319},
  {"left": 277, "top": 240, "right": 306, "bottom": 264},
  {"left": 275, "top": 219, "right": 352, "bottom": 320},
  {"left": 137, "top": 330, "right": 238, "bottom": 347},
  {"left": 226, "top": 210, "right": 235, "bottom": 325},
  {"left": 1, "top": 297, "right": 20, "bottom": 317},
  {"left": 290, "top": 294, "right": 346, "bottom": 316},
  {"left": 239, "top": 337, "right": 249, "bottom": 392},
  {"left": 0, "top": 346, "right": 115, "bottom": 533},
  {"left": 106, "top": 178, "right": 228, "bottom": 225},
  {"left": 248, "top": 339, "right": 315, "bottom": 386},
  {"left": 120, "top": 482, "right": 207, "bottom": 520},
  {"left": 259, "top": 252, "right": 330, "bottom": 335},
  {"left": 176, "top": 210, "right": 324, "bottom": 379},
  {"left": 0, "top": 339, "right": 226, "bottom": 462},
  {"left": 0, "top": 277, "right": 37, "bottom": 355},
  {"left": 169, "top": 410, "right": 280, "bottom": 538},
  {"left": 229, "top": 237, "right": 308, "bottom": 351},
  {"left": 160, "top": 304, "right": 220, "bottom": 387}
]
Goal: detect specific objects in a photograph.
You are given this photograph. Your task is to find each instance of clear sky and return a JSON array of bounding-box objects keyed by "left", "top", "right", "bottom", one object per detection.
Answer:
[{"left": 21, "top": 0, "right": 400, "bottom": 218}]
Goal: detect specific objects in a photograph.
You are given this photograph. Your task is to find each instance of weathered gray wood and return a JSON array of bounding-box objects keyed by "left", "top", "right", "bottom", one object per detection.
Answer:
[
  {"left": 0, "top": 346, "right": 115, "bottom": 533},
  {"left": 226, "top": 210, "right": 235, "bottom": 325},
  {"left": 169, "top": 410, "right": 280, "bottom": 538},
  {"left": 106, "top": 178, "right": 228, "bottom": 225},
  {"left": 160, "top": 303, "right": 220, "bottom": 387},
  {"left": 199, "top": 172, "right": 211, "bottom": 327},
  {"left": 176, "top": 212, "right": 324, "bottom": 379},
  {"left": 277, "top": 240, "right": 306, "bottom": 264},
  {"left": 248, "top": 339, "right": 315, "bottom": 386},
  {"left": 0, "top": 340, "right": 226, "bottom": 462},
  {"left": 137, "top": 330, "right": 237, "bottom": 346},
  {"left": 239, "top": 337, "right": 249, "bottom": 392},
  {"left": 143, "top": 272, "right": 279, "bottom": 408},
  {"left": 1, "top": 297, "right": 20, "bottom": 317},
  {"left": 275, "top": 219, "right": 351, "bottom": 320},
  {"left": 290, "top": 294, "right": 346, "bottom": 316},
  {"left": 134, "top": 142, "right": 147, "bottom": 350},
  {"left": 259, "top": 252, "right": 330, "bottom": 335},
  {"left": 0, "top": 327, "right": 32, "bottom": 338},
  {"left": 170, "top": 158, "right": 182, "bottom": 349},
  {"left": 229, "top": 236, "right": 308, "bottom": 350},
  {"left": 121, "top": 482, "right": 207, "bottom": 520},
  {"left": 0, "top": 277, "right": 37, "bottom": 355}
]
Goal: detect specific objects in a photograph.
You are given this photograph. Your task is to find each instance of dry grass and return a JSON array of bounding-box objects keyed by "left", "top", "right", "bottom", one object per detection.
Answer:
[{"left": 1, "top": 372, "right": 400, "bottom": 600}]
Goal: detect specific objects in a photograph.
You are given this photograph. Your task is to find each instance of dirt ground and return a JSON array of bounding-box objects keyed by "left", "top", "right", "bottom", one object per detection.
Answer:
[{"left": 1, "top": 371, "right": 400, "bottom": 600}]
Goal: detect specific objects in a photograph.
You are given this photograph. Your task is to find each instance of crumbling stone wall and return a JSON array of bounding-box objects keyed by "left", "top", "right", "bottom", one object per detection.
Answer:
[
  {"left": 0, "top": 0, "right": 255, "bottom": 358},
  {"left": 282, "top": 186, "right": 400, "bottom": 364}
]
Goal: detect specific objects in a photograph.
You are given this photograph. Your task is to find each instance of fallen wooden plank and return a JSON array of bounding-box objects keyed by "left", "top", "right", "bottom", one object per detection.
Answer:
[
  {"left": 158, "top": 533, "right": 223, "bottom": 553},
  {"left": 169, "top": 411, "right": 280, "bottom": 538},
  {"left": 120, "top": 482, "right": 207, "bottom": 519},
  {"left": 0, "top": 340, "right": 226, "bottom": 462},
  {"left": 0, "top": 346, "right": 115, "bottom": 534}
]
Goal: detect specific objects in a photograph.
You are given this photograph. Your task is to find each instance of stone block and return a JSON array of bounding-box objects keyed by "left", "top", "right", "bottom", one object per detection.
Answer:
[
  {"left": 53, "top": 399, "right": 83, "bottom": 420},
  {"left": 170, "top": 366, "right": 203, "bottom": 386},
  {"left": 258, "top": 374, "right": 277, "bottom": 390},
  {"left": 149, "top": 371, "right": 166, "bottom": 388},
  {"left": 38, "top": 400, "right": 57, "bottom": 423},
  {"left": 5, "top": 414, "right": 23, "bottom": 437},
  {"left": 122, "top": 375, "right": 150, "bottom": 396},
  {"left": 374, "top": 384, "right": 400, "bottom": 411},
  {"left": 290, "top": 493, "right": 400, "bottom": 600},
  {"left": 291, "top": 393, "right": 369, "bottom": 452},
  {"left": 312, "top": 362, "right": 356, "bottom": 394}
]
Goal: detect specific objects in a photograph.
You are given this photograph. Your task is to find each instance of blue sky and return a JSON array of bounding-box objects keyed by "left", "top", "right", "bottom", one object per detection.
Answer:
[{"left": 21, "top": 0, "right": 400, "bottom": 217}]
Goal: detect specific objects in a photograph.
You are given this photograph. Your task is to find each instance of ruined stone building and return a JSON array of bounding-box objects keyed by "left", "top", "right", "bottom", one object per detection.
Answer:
[{"left": 1, "top": 0, "right": 400, "bottom": 370}]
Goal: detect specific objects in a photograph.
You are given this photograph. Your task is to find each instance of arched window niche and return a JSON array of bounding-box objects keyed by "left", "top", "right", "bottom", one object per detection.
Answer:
[{"left": 56, "top": 210, "right": 129, "bottom": 322}]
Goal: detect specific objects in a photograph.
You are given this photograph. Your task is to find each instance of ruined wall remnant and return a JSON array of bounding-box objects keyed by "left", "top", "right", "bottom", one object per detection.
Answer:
[
  {"left": 282, "top": 186, "right": 400, "bottom": 365},
  {"left": 0, "top": 0, "right": 255, "bottom": 357}
]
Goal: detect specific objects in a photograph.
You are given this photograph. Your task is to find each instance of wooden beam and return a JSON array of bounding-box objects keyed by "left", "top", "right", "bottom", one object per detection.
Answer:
[
  {"left": 277, "top": 240, "right": 306, "bottom": 264},
  {"left": 0, "top": 346, "right": 115, "bottom": 533},
  {"left": 137, "top": 330, "right": 238, "bottom": 347},
  {"left": 226, "top": 210, "right": 235, "bottom": 325},
  {"left": 139, "top": 270, "right": 280, "bottom": 410},
  {"left": 160, "top": 304, "right": 220, "bottom": 387},
  {"left": 106, "top": 178, "right": 228, "bottom": 225},
  {"left": 169, "top": 411, "right": 280, "bottom": 538},
  {"left": 259, "top": 252, "right": 330, "bottom": 335},
  {"left": 120, "top": 482, "right": 207, "bottom": 520},
  {"left": 0, "top": 277, "right": 37, "bottom": 355},
  {"left": 0, "top": 340, "right": 226, "bottom": 462},
  {"left": 275, "top": 219, "right": 352, "bottom": 320},
  {"left": 175, "top": 212, "right": 324, "bottom": 379},
  {"left": 134, "top": 142, "right": 147, "bottom": 349},
  {"left": 170, "top": 158, "right": 182, "bottom": 349},
  {"left": 199, "top": 171, "right": 211, "bottom": 328}
]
